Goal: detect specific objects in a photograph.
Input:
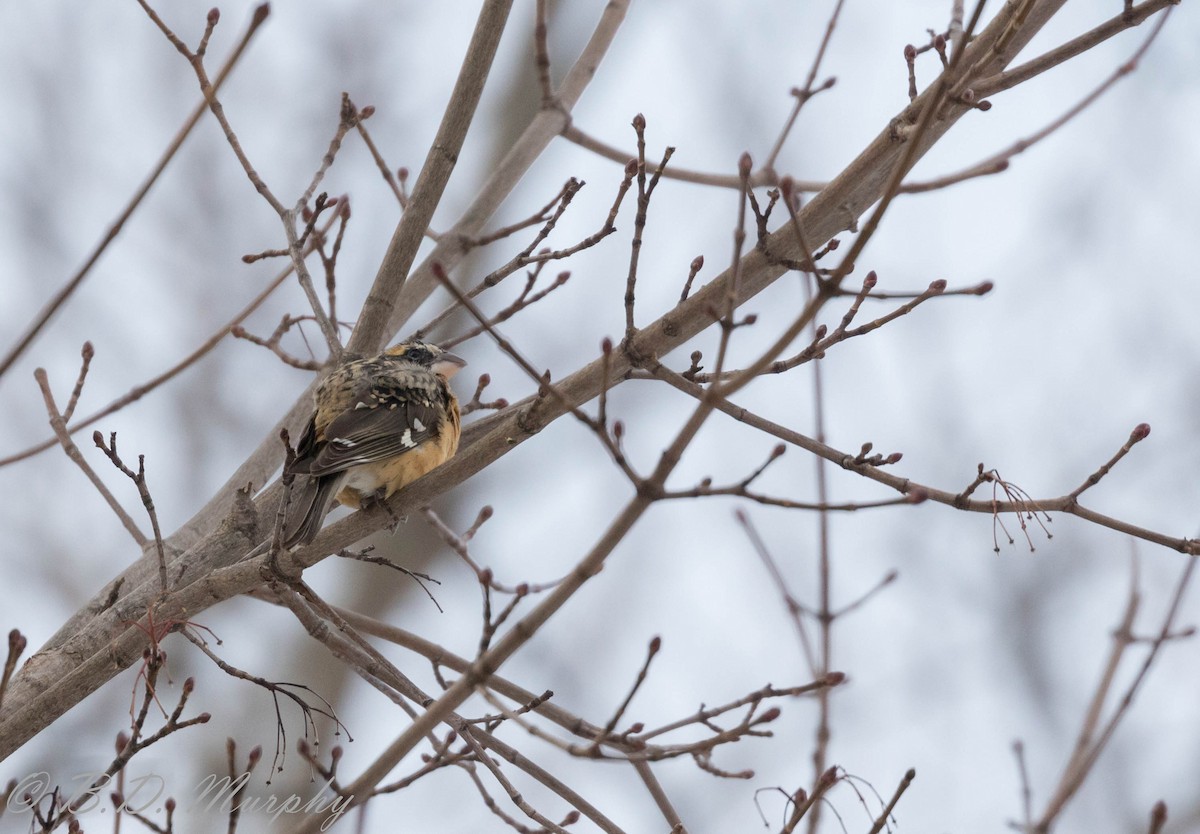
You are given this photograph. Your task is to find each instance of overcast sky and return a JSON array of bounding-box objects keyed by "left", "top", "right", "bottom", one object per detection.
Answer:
[{"left": 1, "top": 2, "right": 1198, "bottom": 833}]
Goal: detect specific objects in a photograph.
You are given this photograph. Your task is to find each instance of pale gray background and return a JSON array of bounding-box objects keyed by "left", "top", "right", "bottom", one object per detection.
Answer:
[{"left": 1, "top": 2, "right": 1197, "bottom": 832}]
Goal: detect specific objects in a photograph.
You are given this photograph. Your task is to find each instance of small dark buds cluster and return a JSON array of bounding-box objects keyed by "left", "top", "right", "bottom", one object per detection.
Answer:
[{"left": 851, "top": 442, "right": 903, "bottom": 467}]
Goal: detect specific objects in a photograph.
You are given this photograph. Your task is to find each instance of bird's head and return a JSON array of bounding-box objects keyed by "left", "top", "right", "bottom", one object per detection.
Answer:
[{"left": 384, "top": 340, "right": 467, "bottom": 380}]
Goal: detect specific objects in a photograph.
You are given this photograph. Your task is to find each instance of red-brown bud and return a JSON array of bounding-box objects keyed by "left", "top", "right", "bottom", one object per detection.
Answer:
[{"left": 738, "top": 152, "right": 753, "bottom": 177}]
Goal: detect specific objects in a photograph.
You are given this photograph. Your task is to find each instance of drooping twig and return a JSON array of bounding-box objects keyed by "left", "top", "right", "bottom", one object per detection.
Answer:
[
  {"left": 183, "top": 627, "right": 349, "bottom": 774},
  {"left": 651, "top": 367, "right": 1198, "bottom": 556}
]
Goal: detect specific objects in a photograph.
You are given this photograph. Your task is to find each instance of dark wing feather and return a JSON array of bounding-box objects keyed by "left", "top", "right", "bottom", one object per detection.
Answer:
[
  {"left": 285, "top": 413, "right": 323, "bottom": 476},
  {"left": 304, "top": 393, "right": 442, "bottom": 476}
]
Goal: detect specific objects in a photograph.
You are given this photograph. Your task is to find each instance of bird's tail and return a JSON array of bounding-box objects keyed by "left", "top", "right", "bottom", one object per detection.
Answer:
[{"left": 281, "top": 474, "right": 342, "bottom": 548}]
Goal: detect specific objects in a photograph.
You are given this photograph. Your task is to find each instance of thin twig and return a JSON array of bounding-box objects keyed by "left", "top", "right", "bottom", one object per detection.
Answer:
[
  {"left": 347, "top": 0, "right": 516, "bottom": 356},
  {"left": 0, "top": 4, "right": 269, "bottom": 382},
  {"left": 35, "top": 367, "right": 146, "bottom": 545},
  {"left": 865, "top": 768, "right": 915, "bottom": 834},
  {"left": 93, "top": 433, "right": 169, "bottom": 590}
]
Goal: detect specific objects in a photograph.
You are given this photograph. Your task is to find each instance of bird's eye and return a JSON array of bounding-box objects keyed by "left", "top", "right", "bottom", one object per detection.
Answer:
[{"left": 405, "top": 346, "right": 431, "bottom": 364}]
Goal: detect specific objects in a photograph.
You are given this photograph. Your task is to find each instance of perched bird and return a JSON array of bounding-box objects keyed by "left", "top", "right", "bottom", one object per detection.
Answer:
[{"left": 282, "top": 339, "right": 465, "bottom": 547}]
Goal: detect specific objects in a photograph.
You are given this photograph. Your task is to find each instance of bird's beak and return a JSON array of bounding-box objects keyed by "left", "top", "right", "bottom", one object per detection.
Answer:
[{"left": 433, "top": 351, "right": 467, "bottom": 380}]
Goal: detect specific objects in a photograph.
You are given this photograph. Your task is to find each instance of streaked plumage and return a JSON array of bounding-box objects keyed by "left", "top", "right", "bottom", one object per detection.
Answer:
[{"left": 282, "top": 340, "right": 464, "bottom": 547}]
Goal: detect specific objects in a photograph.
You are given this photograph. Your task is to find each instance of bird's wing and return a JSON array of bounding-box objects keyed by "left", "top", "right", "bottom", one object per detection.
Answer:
[{"left": 304, "top": 392, "right": 443, "bottom": 476}]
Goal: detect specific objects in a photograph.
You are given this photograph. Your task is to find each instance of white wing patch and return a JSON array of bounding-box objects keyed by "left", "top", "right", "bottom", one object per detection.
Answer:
[
  {"left": 400, "top": 428, "right": 416, "bottom": 448},
  {"left": 412, "top": 417, "right": 426, "bottom": 432}
]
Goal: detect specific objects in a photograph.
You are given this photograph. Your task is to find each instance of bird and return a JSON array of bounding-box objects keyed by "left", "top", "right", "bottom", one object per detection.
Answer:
[{"left": 281, "top": 339, "right": 465, "bottom": 547}]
